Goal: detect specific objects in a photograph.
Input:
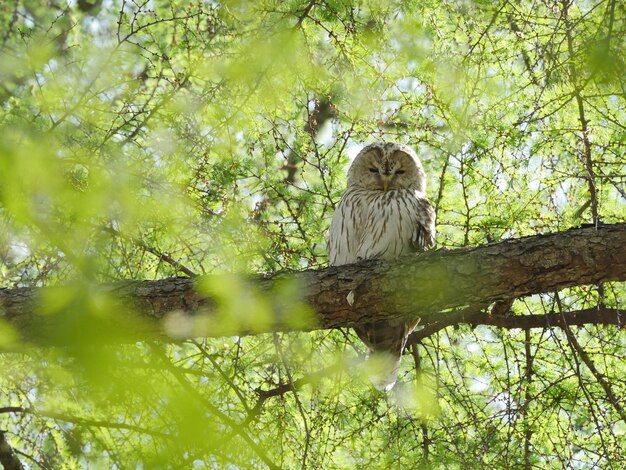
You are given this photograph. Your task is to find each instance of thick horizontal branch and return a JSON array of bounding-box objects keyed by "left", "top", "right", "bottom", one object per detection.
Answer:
[{"left": 1, "top": 223, "right": 625, "bottom": 343}]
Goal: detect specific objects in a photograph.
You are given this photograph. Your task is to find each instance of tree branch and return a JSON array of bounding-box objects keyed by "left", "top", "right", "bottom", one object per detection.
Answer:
[
  {"left": 0, "top": 431, "right": 24, "bottom": 470},
  {"left": 1, "top": 407, "right": 170, "bottom": 439},
  {"left": 1, "top": 224, "right": 625, "bottom": 342}
]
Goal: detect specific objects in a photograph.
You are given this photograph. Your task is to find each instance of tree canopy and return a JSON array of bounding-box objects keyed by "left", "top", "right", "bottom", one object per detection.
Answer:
[{"left": 0, "top": 1, "right": 625, "bottom": 468}]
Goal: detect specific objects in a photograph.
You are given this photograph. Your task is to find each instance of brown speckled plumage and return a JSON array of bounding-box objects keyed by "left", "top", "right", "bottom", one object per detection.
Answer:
[{"left": 328, "top": 142, "right": 436, "bottom": 390}]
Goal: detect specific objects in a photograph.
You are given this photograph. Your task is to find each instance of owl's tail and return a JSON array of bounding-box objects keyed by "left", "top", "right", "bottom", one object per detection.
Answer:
[
  {"left": 369, "top": 353, "right": 402, "bottom": 391},
  {"left": 355, "top": 319, "right": 419, "bottom": 391}
]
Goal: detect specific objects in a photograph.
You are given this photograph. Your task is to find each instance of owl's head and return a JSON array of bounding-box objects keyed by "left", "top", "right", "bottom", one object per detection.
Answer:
[{"left": 346, "top": 142, "right": 427, "bottom": 193}]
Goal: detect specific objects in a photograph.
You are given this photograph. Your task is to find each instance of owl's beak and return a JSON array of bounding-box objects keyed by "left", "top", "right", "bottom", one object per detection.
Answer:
[{"left": 381, "top": 174, "right": 391, "bottom": 191}]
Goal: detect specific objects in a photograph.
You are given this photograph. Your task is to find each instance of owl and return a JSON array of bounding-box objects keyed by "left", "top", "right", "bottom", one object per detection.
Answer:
[{"left": 328, "top": 142, "right": 436, "bottom": 390}]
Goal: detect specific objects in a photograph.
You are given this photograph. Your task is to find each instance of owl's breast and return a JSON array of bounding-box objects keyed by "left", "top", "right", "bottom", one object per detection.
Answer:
[
  {"left": 355, "top": 189, "right": 422, "bottom": 260},
  {"left": 328, "top": 188, "right": 429, "bottom": 266}
]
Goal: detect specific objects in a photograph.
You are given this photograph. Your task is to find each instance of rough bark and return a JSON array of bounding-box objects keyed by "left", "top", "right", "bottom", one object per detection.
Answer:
[
  {"left": 0, "top": 431, "right": 24, "bottom": 470},
  {"left": 0, "top": 223, "right": 625, "bottom": 342}
]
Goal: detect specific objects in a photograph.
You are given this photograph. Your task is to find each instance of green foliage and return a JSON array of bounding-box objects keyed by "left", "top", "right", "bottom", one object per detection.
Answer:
[{"left": 1, "top": 0, "right": 625, "bottom": 468}]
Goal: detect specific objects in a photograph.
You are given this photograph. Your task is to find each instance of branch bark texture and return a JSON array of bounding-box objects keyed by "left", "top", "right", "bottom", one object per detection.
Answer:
[
  {"left": 1, "top": 224, "right": 625, "bottom": 341},
  {"left": 0, "top": 431, "right": 24, "bottom": 470}
]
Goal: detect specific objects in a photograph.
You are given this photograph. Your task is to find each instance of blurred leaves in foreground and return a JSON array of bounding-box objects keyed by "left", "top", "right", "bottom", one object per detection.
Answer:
[{"left": 1, "top": 0, "right": 625, "bottom": 468}]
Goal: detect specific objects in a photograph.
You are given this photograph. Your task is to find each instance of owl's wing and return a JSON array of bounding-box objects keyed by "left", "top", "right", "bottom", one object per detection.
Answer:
[
  {"left": 328, "top": 190, "right": 363, "bottom": 266},
  {"left": 412, "top": 197, "right": 436, "bottom": 251}
]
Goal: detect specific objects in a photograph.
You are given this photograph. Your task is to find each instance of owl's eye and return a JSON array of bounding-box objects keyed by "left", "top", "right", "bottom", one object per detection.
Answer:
[
  {"left": 396, "top": 170, "right": 406, "bottom": 175},
  {"left": 369, "top": 168, "right": 379, "bottom": 173}
]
